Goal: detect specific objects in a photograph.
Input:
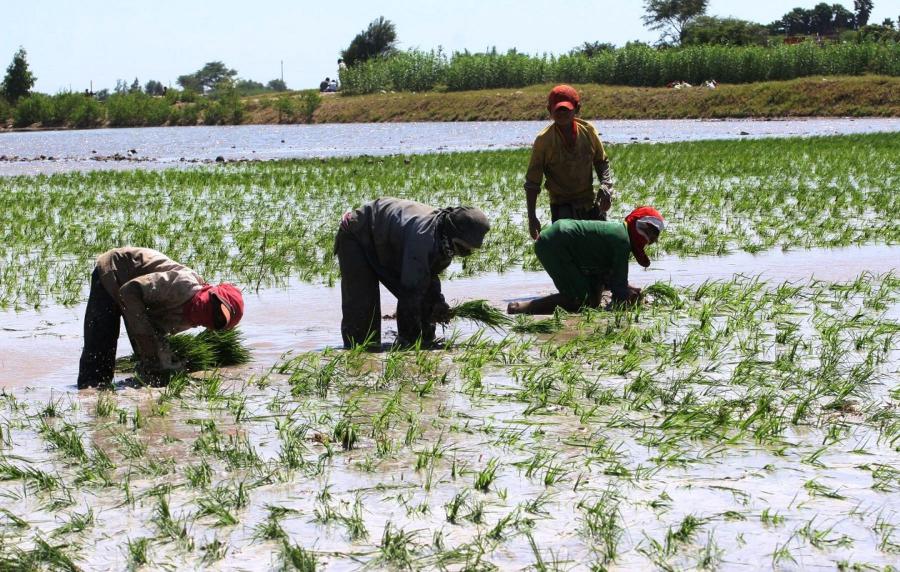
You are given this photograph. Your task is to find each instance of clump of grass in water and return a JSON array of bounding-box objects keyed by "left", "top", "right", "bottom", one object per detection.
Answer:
[
  {"left": 643, "top": 281, "right": 683, "bottom": 308},
  {"left": 280, "top": 540, "right": 318, "bottom": 571},
  {"left": 448, "top": 300, "right": 512, "bottom": 330},
  {"left": 511, "top": 308, "right": 566, "bottom": 334},
  {"left": 116, "top": 328, "right": 251, "bottom": 372}
]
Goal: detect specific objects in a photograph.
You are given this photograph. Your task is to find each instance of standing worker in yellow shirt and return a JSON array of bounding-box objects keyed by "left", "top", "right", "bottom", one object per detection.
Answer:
[{"left": 524, "top": 84, "right": 614, "bottom": 240}]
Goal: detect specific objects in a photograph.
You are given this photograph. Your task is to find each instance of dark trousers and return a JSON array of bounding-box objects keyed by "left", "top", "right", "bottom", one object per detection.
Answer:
[
  {"left": 336, "top": 232, "right": 438, "bottom": 349},
  {"left": 77, "top": 267, "right": 121, "bottom": 389},
  {"left": 550, "top": 201, "right": 605, "bottom": 223},
  {"left": 337, "top": 233, "right": 383, "bottom": 349}
]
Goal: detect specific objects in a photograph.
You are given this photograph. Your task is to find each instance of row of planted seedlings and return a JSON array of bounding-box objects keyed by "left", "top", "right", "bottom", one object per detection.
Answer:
[
  {"left": 0, "top": 133, "right": 898, "bottom": 310},
  {"left": 1, "top": 271, "right": 898, "bottom": 569}
]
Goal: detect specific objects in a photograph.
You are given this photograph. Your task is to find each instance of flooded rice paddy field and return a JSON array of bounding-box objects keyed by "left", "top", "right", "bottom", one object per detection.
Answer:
[
  {"left": 1, "top": 133, "right": 899, "bottom": 570},
  {"left": 1, "top": 267, "right": 899, "bottom": 570}
]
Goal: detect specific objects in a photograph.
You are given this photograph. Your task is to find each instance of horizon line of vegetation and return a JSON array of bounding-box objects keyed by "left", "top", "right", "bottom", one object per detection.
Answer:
[{"left": 336, "top": 42, "right": 900, "bottom": 95}]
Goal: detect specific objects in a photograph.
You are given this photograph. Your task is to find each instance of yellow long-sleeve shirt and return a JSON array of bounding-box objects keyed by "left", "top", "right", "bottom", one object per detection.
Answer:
[{"left": 524, "top": 118, "right": 610, "bottom": 207}]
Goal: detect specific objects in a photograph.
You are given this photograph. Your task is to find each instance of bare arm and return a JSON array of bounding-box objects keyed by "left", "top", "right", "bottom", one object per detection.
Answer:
[{"left": 526, "top": 186, "right": 542, "bottom": 240}]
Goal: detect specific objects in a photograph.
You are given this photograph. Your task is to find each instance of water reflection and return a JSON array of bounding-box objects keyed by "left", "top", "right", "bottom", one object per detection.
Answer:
[{"left": 2, "top": 117, "right": 898, "bottom": 176}]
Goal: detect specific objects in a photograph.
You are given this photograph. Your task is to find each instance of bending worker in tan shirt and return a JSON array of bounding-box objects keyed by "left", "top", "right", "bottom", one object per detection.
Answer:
[
  {"left": 77, "top": 247, "right": 244, "bottom": 389},
  {"left": 524, "top": 84, "right": 614, "bottom": 240}
]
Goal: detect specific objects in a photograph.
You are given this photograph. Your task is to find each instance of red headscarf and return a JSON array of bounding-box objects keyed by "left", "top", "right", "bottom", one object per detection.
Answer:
[
  {"left": 625, "top": 206, "right": 665, "bottom": 268},
  {"left": 183, "top": 283, "right": 244, "bottom": 330}
]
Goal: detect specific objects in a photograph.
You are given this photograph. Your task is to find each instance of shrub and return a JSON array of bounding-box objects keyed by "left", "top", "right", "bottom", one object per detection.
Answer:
[
  {"left": 13, "top": 93, "right": 52, "bottom": 127},
  {"left": 170, "top": 103, "right": 200, "bottom": 126},
  {"left": 44, "top": 92, "right": 104, "bottom": 128},
  {"left": 334, "top": 42, "right": 900, "bottom": 94},
  {"left": 298, "top": 90, "right": 321, "bottom": 123},
  {"left": 274, "top": 94, "right": 297, "bottom": 123},
  {"left": 0, "top": 97, "right": 11, "bottom": 124},
  {"left": 107, "top": 92, "right": 172, "bottom": 127}
]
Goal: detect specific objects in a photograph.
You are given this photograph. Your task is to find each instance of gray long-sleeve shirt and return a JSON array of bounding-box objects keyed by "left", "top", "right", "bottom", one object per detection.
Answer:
[{"left": 342, "top": 198, "right": 452, "bottom": 298}]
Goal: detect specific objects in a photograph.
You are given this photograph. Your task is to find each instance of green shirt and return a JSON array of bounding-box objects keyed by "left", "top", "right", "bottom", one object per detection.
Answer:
[{"left": 534, "top": 219, "right": 632, "bottom": 303}]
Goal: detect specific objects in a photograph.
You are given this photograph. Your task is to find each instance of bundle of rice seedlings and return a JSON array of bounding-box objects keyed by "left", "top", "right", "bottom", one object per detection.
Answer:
[
  {"left": 511, "top": 309, "right": 565, "bottom": 334},
  {"left": 448, "top": 300, "right": 513, "bottom": 330},
  {"left": 643, "top": 282, "right": 683, "bottom": 308},
  {"left": 116, "top": 328, "right": 251, "bottom": 373},
  {"left": 196, "top": 328, "right": 252, "bottom": 367}
]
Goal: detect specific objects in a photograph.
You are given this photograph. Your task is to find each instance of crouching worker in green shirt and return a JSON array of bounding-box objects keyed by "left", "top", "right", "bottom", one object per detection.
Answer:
[{"left": 508, "top": 206, "right": 665, "bottom": 315}]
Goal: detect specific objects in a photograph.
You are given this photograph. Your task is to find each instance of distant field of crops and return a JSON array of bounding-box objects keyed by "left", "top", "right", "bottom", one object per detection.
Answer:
[
  {"left": 339, "top": 43, "right": 900, "bottom": 94},
  {"left": 0, "top": 133, "right": 897, "bottom": 309}
]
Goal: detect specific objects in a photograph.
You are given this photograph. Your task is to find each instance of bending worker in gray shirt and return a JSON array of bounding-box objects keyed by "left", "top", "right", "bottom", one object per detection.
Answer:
[{"left": 335, "top": 197, "right": 490, "bottom": 349}]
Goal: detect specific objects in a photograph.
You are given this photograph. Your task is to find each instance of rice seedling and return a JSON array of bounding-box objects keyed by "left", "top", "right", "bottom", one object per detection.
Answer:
[
  {"left": 0, "top": 459, "right": 62, "bottom": 492},
  {"left": 280, "top": 540, "right": 318, "bottom": 571},
  {"left": 125, "top": 537, "right": 151, "bottom": 570},
  {"left": 51, "top": 508, "right": 94, "bottom": 537},
  {"left": 448, "top": 300, "right": 513, "bottom": 330},
  {"left": 643, "top": 281, "right": 684, "bottom": 309},
  {"left": 332, "top": 417, "right": 358, "bottom": 451},
  {"left": 473, "top": 458, "right": 499, "bottom": 492},
  {"left": 116, "top": 327, "right": 251, "bottom": 373},
  {"left": 374, "top": 521, "right": 418, "bottom": 570},
  {"left": 511, "top": 311, "right": 565, "bottom": 335},
  {"left": 152, "top": 494, "right": 194, "bottom": 549}
]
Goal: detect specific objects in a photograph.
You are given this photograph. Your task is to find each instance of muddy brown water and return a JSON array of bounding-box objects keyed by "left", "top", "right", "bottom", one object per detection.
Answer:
[{"left": 2, "top": 243, "right": 897, "bottom": 393}]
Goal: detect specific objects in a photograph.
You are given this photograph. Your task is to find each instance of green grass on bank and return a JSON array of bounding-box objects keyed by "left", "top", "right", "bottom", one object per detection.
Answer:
[
  {"left": 0, "top": 132, "right": 897, "bottom": 309},
  {"left": 3, "top": 76, "right": 900, "bottom": 131},
  {"left": 305, "top": 76, "right": 900, "bottom": 122}
]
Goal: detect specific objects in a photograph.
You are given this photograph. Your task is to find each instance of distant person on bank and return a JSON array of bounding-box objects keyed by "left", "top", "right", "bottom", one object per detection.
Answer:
[
  {"left": 335, "top": 198, "right": 490, "bottom": 349},
  {"left": 508, "top": 207, "right": 664, "bottom": 314},
  {"left": 524, "top": 84, "right": 615, "bottom": 240},
  {"left": 77, "top": 247, "right": 244, "bottom": 389}
]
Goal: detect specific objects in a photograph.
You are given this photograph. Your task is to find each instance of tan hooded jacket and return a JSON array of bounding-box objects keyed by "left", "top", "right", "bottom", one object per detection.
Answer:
[{"left": 96, "top": 247, "right": 204, "bottom": 369}]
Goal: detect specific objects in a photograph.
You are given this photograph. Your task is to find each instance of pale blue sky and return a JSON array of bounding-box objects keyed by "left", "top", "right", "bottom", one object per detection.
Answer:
[{"left": 4, "top": 1, "right": 896, "bottom": 93}]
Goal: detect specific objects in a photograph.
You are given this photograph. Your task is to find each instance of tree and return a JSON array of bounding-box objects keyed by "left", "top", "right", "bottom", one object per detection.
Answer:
[
  {"left": 129, "top": 77, "right": 141, "bottom": 93},
  {"left": 683, "top": 16, "right": 769, "bottom": 46},
  {"left": 854, "top": 0, "right": 873, "bottom": 28},
  {"left": 1, "top": 47, "right": 37, "bottom": 103},
  {"left": 266, "top": 78, "right": 287, "bottom": 91},
  {"left": 235, "top": 79, "right": 265, "bottom": 95},
  {"left": 832, "top": 4, "right": 856, "bottom": 31},
  {"left": 570, "top": 41, "right": 616, "bottom": 57},
  {"left": 341, "top": 16, "right": 398, "bottom": 66},
  {"left": 144, "top": 80, "right": 165, "bottom": 96},
  {"left": 177, "top": 61, "right": 237, "bottom": 93},
  {"left": 642, "top": 0, "right": 710, "bottom": 45},
  {"left": 811, "top": 3, "right": 834, "bottom": 34}
]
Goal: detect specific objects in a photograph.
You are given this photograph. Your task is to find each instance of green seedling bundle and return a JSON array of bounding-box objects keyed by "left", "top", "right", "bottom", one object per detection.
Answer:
[
  {"left": 0, "top": 133, "right": 898, "bottom": 309},
  {"left": 115, "top": 328, "right": 251, "bottom": 374},
  {"left": 1, "top": 271, "right": 898, "bottom": 568}
]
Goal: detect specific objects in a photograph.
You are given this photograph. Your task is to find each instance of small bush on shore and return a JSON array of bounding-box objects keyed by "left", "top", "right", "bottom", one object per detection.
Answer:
[
  {"left": 0, "top": 97, "right": 10, "bottom": 124},
  {"left": 12, "top": 93, "right": 52, "bottom": 127},
  {"left": 107, "top": 92, "right": 171, "bottom": 127}
]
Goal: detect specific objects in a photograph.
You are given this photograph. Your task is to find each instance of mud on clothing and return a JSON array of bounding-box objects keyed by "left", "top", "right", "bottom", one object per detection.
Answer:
[
  {"left": 534, "top": 219, "right": 632, "bottom": 305},
  {"left": 524, "top": 117, "right": 612, "bottom": 212},
  {"left": 336, "top": 198, "right": 452, "bottom": 348},
  {"left": 78, "top": 247, "right": 204, "bottom": 387}
]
